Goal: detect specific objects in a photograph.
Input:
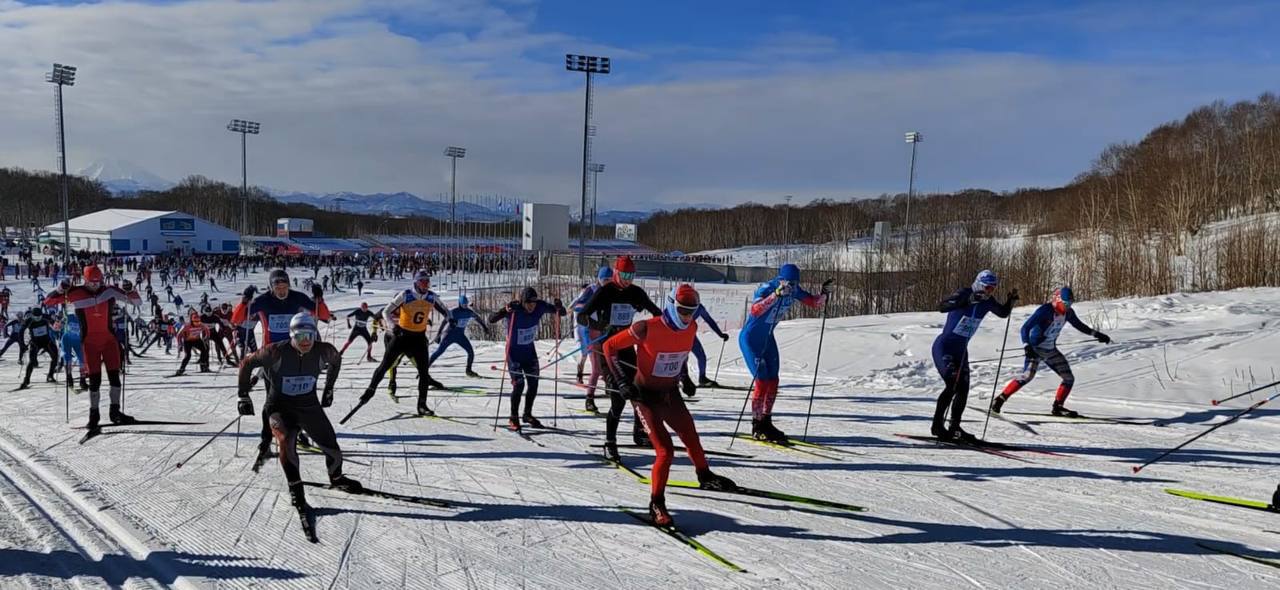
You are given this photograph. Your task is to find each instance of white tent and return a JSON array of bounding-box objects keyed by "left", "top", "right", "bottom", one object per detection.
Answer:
[{"left": 45, "top": 209, "right": 240, "bottom": 254}]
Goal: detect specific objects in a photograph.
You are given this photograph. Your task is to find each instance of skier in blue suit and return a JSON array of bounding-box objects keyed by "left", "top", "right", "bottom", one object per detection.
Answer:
[{"left": 931, "top": 269, "right": 1018, "bottom": 442}]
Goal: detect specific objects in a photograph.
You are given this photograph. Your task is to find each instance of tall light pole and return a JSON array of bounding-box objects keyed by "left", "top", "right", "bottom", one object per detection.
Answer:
[
  {"left": 46, "top": 63, "right": 76, "bottom": 269},
  {"left": 588, "top": 163, "right": 604, "bottom": 240},
  {"left": 904, "top": 131, "right": 922, "bottom": 252},
  {"left": 444, "top": 146, "right": 466, "bottom": 243},
  {"left": 566, "top": 53, "right": 610, "bottom": 276},
  {"left": 227, "top": 119, "right": 260, "bottom": 235}
]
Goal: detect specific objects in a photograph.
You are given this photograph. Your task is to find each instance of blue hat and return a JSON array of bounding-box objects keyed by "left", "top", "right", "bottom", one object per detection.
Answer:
[
  {"left": 779, "top": 263, "right": 800, "bottom": 282},
  {"left": 972, "top": 270, "right": 999, "bottom": 292},
  {"left": 458, "top": 294, "right": 469, "bottom": 306},
  {"left": 597, "top": 266, "right": 613, "bottom": 280}
]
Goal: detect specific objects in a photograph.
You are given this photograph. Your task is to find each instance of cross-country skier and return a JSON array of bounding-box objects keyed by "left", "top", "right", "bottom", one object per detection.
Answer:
[
  {"left": 17, "top": 308, "right": 59, "bottom": 389},
  {"left": 604, "top": 284, "right": 736, "bottom": 527},
  {"left": 740, "top": 263, "right": 831, "bottom": 443},
  {"left": 231, "top": 288, "right": 257, "bottom": 358},
  {"left": 430, "top": 294, "right": 487, "bottom": 377},
  {"left": 689, "top": 304, "right": 730, "bottom": 390},
  {"left": 577, "top": 256, "right": 663, "bottom": 457},
  {"left": 487, "top": 287, "right": 566, "bottom": 430},
  {"left": 43, "top": 265, "right": 142, "bottom": 430},
  {"left": 340, "top": 302, "right": 378, "bottom": 362},
  {"left": 57, "top": 309, "right": 87, "bottom": 389},
  {"left": 573, "top": 266, "right": 611, "bottom": 409},
  {"left": 250, "top": 269, "right": 316, "bottom": 347},
  {"left": 174, "top": 310, "right": 211, "bottom": 375},
  {"left": 991, "top": 286, "right": 1110, "bottom": 417},
  {"left": 0, "top": 312, "right": 26, "bottom": 361},
  {"left": 236, "top": 312, "right": 360, "bottom": 543},
  {"left": 931, "top": 269, "right": 1018, "bottom": 442},
  {"left": 357, "top": 270, "right": 449, "bottom": 416}
]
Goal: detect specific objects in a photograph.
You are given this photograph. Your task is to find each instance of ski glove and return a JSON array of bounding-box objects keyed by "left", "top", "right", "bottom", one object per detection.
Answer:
[
  {"left": 1095, "top": 331, "right": 1111, "bottom": 344},
  {"left": 681, "top": 375, "right": 697, "bottom": 398},
  {"left": 1006, "top": 289, "right": 1020, "bottom": 305},
  {"left": 1024, "top": 344, "right": 1037, "bottom": 358},
  {"left": 237, "top": 396, "right": 254, "bottom": 416},
  {"left": 321, "top": 388, "right": 334, "bottom": 408},
  {"left": 775, "top": 283, "right": 792, "bottom": 298},
  {"left": 820, "top": 278, "right": 835, "bottom": 295},
  {"left": 618, "top": 382, "right": 641, "bottom": 401}
]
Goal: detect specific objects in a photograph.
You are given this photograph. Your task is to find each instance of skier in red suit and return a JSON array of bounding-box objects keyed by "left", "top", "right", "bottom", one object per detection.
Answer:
[{"left": 44, "top": 265, "right": 141, "bottom": 430}]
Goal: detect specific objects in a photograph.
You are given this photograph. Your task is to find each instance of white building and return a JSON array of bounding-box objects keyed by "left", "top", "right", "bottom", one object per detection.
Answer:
[{"left": 45, "top": 209, "right": 240, "bottom": 254}]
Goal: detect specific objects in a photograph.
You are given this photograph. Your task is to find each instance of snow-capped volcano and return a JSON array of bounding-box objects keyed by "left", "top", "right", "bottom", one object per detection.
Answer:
[{"left": 78, "top": 158, "right": 173, "bottom": 193}]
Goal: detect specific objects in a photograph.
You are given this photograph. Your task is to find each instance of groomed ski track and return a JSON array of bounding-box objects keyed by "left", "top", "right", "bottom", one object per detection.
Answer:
[{"left": 2, "top": 272, "right": 1280, "bottom": 588}]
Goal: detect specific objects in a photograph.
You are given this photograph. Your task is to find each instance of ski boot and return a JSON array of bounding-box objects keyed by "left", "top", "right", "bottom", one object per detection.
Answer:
[
  {"left": 602, "top": 442, "right": 621, "bottom": 463},
  {"left": 1051, "top": 401, "right": 1079, "bottom": 418},
  {"left": 946, "top": 426, "right": 981, "bottom": 445},
  {"left": 696, "top": 469, "right": 738, "bottom": 492},
  {"left": 990, "top": 394, "right": 1008, "bottom": 414},
  {"left": 584, "top": 397, "right": 599, "bottom": 414},
  {"left": 417, "top": 397, "right": 435, "bottom": 417},
  {"left": 698, "top": 377, "right": 720, "bottom": 389},
  {"left": 329, "top": 475, "right": 364, "bottom": 493},
  {"left": 649, "top": 495, "right": 674, "bottom": 527},
  {"left": 522, "top": 414, "right": 544, "bottom": 429},
  {"left": 172, "top": 369, "right": 185, "bottom": 377},
  {"left": 109, "top": 404, "right": 137, "bottom": 425},
  {"left": 288, "top": 482, "right": 318, "bottom": 543},
  {"left": 251, "top": 442, "right": 274, "bottom": 472},
  {"left": 1272, "top": 484, "right": 1280, "bottom": 510},
  {"left": 425, "top": 376, "right": 445, "bottom": 390},
  {"left": 46, "top": 375, "right": 57, "bottom": 384},
  {"left": 753, "top": 416, "right": 788, "bottom": 444},
  {"left": 85, "top": 407, "right": 100, "bottom": 431},
  {"left": 576, "top": 367, "right": 584, "bottom": 385},
  {"left": 507, "top": 417, "right": 521, "bottom": 432},
  {"left": 78, "top": 376, "right": 89, "bottom": 391},
  {"left": 465, "top": 369, "right": 480, "bottom": 379},
  {"left": 367, "top": 353, "right": 377, "bottom": 363},
  {"left": 199, "top": 365, "right": 211, "bottom": 373},
  {"left": 298, "top": 432, "right": 312, "bottom": 448}
]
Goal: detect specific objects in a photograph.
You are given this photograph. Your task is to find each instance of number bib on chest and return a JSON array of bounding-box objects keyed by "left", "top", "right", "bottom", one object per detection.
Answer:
[
  {"left": 454, "top": 317, "right": 471, "bottom": 329},
  {"left": 268, "top": 314, "right": 292, "bottom": 334},
  {"left": 280, "top": 375, "right": 317, "bottom": 396},
  {"left": 354, "top": 319, "right": 367, "bottom": 328},
  {"left": 609, "top": 304, "right": 635, "bottom": 326},
  {"left": 516, "top": 326, "right": 537, "bottom": 346},
  {"left": 31, "top": 326, "right": 47, "bottom": 337},
  {"left": 952, "top": 316, "right": 982, "bottom": 338},
  {"left": 652, "top": 351, "right": 689, "bottom": 378}
]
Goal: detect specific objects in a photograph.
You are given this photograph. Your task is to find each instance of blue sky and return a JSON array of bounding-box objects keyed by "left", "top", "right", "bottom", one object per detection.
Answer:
[{"left": 0, "top": 0, "right": 1277, "bottom": 210}]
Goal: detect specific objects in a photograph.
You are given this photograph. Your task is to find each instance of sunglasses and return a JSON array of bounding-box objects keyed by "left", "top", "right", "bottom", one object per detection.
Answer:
[
  {"left": 980, "top": 284, "right": 997, "bottom": 293},
  {"left": 271, "top": 279, "right": 289, "bottom": 286},
  {"left": 618, "top": 271, "right": 635, "bottom": 281},
  {"left": 292, "top": 329, "right": 317, "bottom": 343},
  {"left": 675, "top": 304, "right": 697, "bottom": 316}
]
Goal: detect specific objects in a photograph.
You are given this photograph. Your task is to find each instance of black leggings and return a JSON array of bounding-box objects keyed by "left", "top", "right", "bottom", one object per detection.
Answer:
[
  {"left": 368, "top": 331, "right": 431, "bottom": 401},
  {"left": 599, "top": 343, "right": 643, "bottom": 444},
  {"left": 270, "top": 403, "right": 344, "bottom": 484},
  {"left": 179, "top": 339, "right": 209, "bottom": 372}
]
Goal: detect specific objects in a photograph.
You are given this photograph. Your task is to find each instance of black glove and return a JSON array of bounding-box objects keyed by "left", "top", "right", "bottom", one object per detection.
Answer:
[
  {"left": 681, "top": 375, "right": 697, "bottom": 398},
  {"left": 719, "top": 332, "right": 729, "bottom": 341},
  {"left": 1023, "top": 344, "right": 1037, "bottom": 358},
  {"left": 392, "top": 325, "right": 403, "bottom": 337},
  {"left": 552, "top": 297, "right": 563, "bottom": 308},
  {"left": 432, "top": 335, "right": 441, "bottom": 344},
  {"left": 237, "top": 395, "right": 254, "bottom": 416},
  {"left": 821, "top": 278, "right": 835, "bottom": 295},
  {"left": 1006, "top": 289, "right": 1020, "bottom": 305},
  {"left": 618, "top": 382, "right": 640, "bottom": 401},
  {"left": 1095, "top": 331, "right": 1111, "bottom": 344},
  {"left": 321, "top": 388, "right": 334, "bottom": 407}
]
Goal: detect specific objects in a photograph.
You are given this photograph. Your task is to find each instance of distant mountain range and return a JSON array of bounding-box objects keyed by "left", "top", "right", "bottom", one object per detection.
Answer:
[{"left": 82, "top": 158, "right": 661, "bottom": 225}]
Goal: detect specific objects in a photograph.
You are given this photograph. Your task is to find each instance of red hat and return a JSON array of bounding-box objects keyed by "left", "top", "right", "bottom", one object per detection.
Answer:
[
  {"left": 83, "top": 265, "right": 103, "bottom": 284},
  {"left": 614, "top": 256, "right": 635, "bottom": 274},
  {"left": 672, "top": 284, "right": 699, "bottom": 308}
]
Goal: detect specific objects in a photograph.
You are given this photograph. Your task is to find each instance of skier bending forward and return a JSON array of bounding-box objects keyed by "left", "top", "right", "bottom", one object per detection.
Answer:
[{"left": 237, "top": 312, "right": 361, "bottom": 542}]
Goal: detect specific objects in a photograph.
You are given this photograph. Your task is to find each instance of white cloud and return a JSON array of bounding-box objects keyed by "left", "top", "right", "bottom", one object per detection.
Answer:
[{"left": 0, "top": 0, "right": 1273, "bottom": 214}]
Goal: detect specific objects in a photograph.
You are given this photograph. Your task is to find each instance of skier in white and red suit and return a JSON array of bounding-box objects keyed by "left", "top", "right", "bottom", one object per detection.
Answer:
[{"left": 43, "top": 265, "right": 141, "bottom": 429}]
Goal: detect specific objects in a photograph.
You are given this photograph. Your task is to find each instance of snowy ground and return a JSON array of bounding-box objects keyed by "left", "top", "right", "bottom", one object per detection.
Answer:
[{"left": 1, "top": 270, "right": 1279, "bottom": 589}]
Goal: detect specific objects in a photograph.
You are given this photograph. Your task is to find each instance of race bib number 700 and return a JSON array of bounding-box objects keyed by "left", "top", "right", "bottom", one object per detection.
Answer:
[
  {"left": 652, "top": 351, "right": 689, "bottom": 378},
  {"left": 268, "top": 314, "right": 292, "bottom": 333}
]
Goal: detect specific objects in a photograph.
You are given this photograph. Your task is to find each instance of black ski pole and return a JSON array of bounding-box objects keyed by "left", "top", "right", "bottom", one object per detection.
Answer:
[
  {"left": 338, "top": 396, "right": 370, "bottom": 425},
  {"left": 492, "top": 311, "right": 514, "bottom": 430},
  {"left": 175, "top": 415, "right": 240, "bottom": 468},
  {"left": 801, "top": 296, "right": 831, "bottom": 442},
  {"left": 711, "top": 336, "right": 727, "bottom": 384},
  {"left": 980, "top": 311, "right": 1014, "bottom": 441},
  {"left": 1211, "top": 378, "right": 1280, "bottom": 406},
  {"left": 1133, "top": 389, "right": 1280, "bottom": 473}
]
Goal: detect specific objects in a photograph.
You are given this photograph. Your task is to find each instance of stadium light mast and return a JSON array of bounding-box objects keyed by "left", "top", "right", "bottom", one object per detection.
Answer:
[
  {"left": 445, "top": 146, "right": 466, "bottom": 242},
  {"left": 588, "top": 163, "right": 604, "bottom": 240},
  {"left": 227, "top": 119, "right": 261, "bottom": 235},
  {"left": 784, "top": 195, "right": 793, "bottom": 245},
  {"left": 566, "top": 53, "right": 610, "bottom": 276},
  {"left": 904, "top": 131, "right": 922, "bottom": 252},
  {"left": 46, "top": 63, "right": 76, "bottom": 269}
]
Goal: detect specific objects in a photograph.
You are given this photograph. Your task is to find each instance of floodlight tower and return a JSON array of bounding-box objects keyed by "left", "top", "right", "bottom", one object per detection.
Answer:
[
  {"left": 445, "top": 146, "right": 466, "bottom": 241},
  {"left": 566, "top": 53, "right": 610, "bottom": 276},
  {"left": 45, "top": 63, "right": 76, "bottom": 268},
  {"left": 904, "top": 131, "right": 922, "bottom": 251},
  {"left": 227, "top": 119, "right": 261, "bottom": 235}
]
